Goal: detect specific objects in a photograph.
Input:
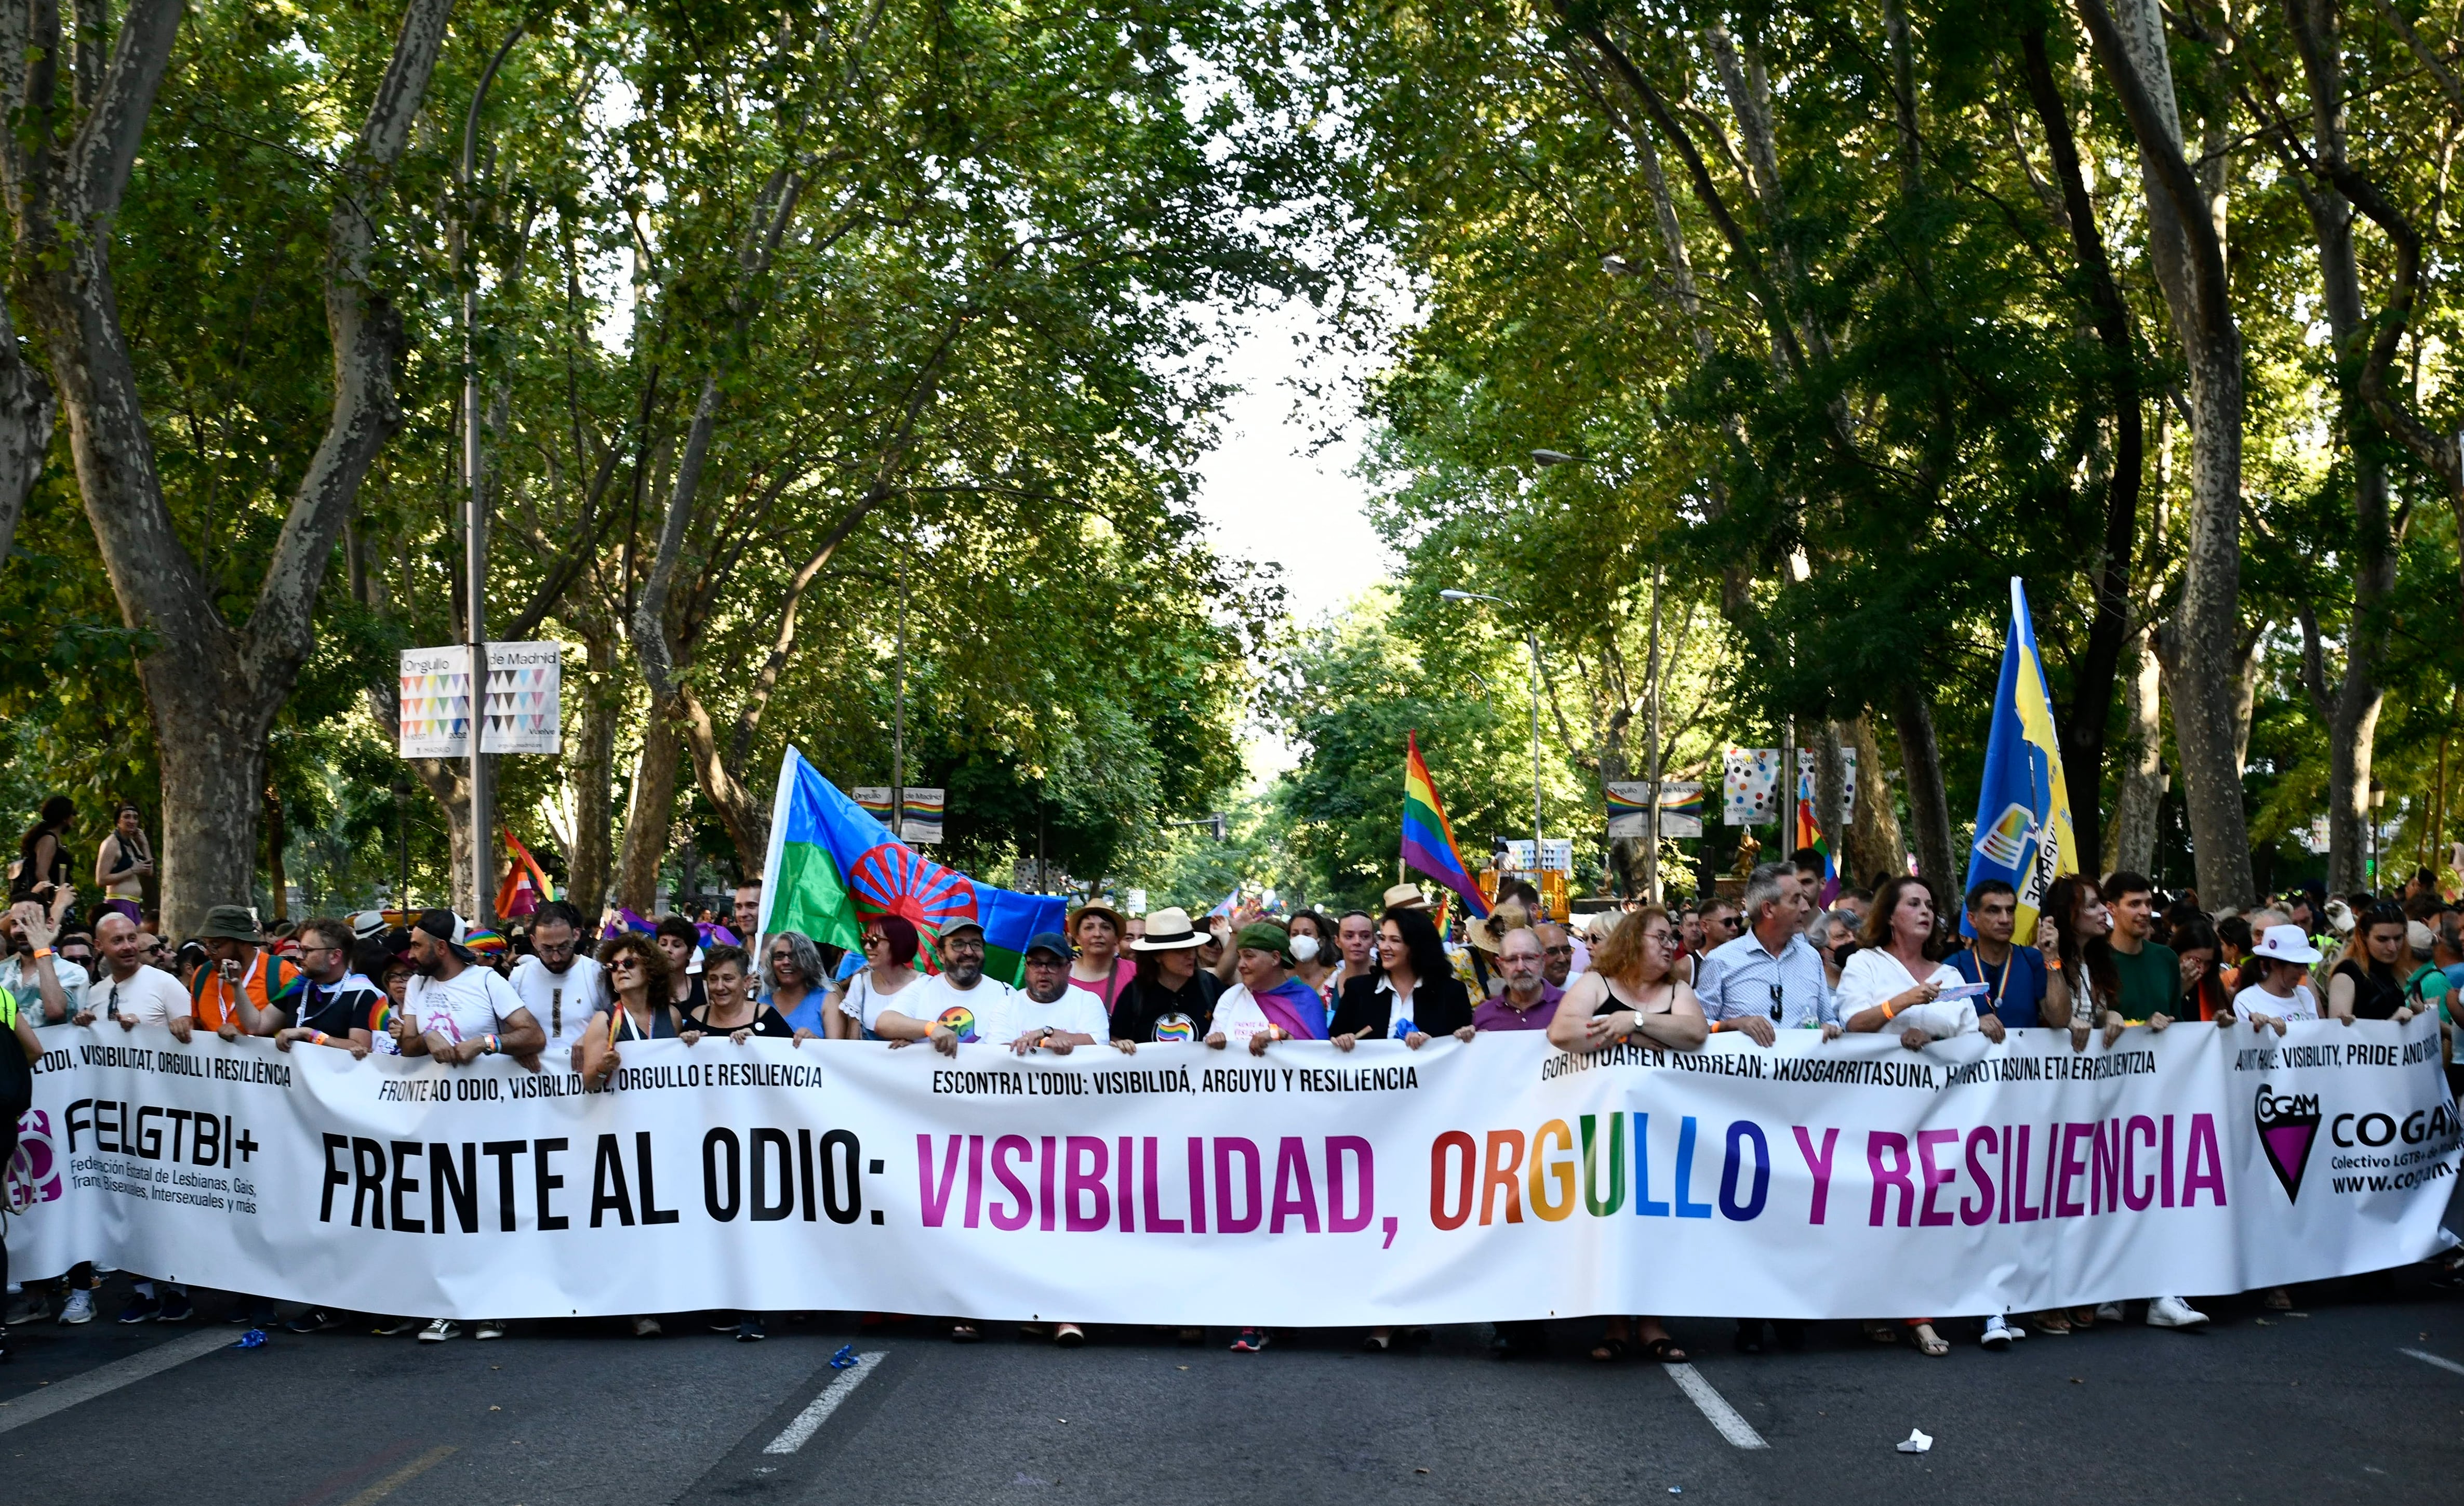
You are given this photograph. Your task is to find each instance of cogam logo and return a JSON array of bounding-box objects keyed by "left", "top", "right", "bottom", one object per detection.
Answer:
[
  {"left": 5, "top": 1108, "right": 64, "bottom": 1212},
  {"left": 2255, "top": 1085, "right": 2322, "bottom": 1202}
]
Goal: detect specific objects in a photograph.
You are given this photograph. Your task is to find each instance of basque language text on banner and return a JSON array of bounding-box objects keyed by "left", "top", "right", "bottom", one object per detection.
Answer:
[{"left": 5, "top": 1021, "right": 2455, "bottom": 1324}]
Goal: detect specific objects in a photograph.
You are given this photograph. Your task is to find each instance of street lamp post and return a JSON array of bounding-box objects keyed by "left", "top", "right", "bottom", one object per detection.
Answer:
[{"left": 1440, "top": 589, "right": 1544, "bottom": 857}]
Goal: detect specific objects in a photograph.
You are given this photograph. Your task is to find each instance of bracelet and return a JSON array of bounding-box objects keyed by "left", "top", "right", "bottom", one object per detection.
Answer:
[
  {"left": 1883, "top": 999, "right": 1901, "bottom": 1021},
  {"left": 1706, "top": 1019, "right": 1723, "bottom": 1034},
  {"left": 483, "top": 1033, "right": 501, "bottom": 1055},
  {"left": 310, "top": 1031, "right": 329, "bottom": 1046},
  {"left": 2044, "top": 958, "right": 2063, "bottom": 972},
  {"left": 31, "top": 947, "right": 51, "bottom": 960}
]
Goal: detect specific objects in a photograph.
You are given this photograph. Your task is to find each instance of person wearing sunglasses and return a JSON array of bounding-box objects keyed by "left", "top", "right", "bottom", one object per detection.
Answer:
[
  {"left": 831, "top": 916, "right": 921, "bottom": 1039},
  {"left": 761, "top": 930, "right": 829, "bottom": 1035}
]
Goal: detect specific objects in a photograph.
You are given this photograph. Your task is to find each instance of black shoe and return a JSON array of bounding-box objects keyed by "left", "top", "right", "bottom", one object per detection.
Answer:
[
  {"left": 286, "top": 1309, "right": 340, "bottom": 1335},
  {"left": 1772, "top": 1319, "right": 1807, "bottom": 1352},
  {"left": 1733, "top": 1319, "right": 1765, "bottom": 1355},
  {"left": 736, "top": 1318, "right": 766, "bottom": 1342}
]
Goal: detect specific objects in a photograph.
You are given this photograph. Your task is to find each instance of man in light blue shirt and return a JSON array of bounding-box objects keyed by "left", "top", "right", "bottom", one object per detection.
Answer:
[{"left": 1693, "top": 862, "right": 1840, "bottom": 1043}]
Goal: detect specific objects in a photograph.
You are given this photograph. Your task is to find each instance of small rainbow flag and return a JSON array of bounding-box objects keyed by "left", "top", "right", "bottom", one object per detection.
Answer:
[
  {"left": 1794, "top": 794, "right": 1837, "bottom": 905},
  {"left": 1402, "top": 732, "right": 1490, "bottom": 920}
]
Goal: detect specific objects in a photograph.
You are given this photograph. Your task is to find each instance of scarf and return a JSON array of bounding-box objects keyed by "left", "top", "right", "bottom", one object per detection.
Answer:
[{"left": 1254, "top": 975, "right": 1327, "bottom": 1041}]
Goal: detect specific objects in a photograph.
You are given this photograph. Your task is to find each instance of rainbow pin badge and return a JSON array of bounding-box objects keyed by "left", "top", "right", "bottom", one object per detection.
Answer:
[{"left": 936, "top": 1005, "right": 978, "bottom": 1042}]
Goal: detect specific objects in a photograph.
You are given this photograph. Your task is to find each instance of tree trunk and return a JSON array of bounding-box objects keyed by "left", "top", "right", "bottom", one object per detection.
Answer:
[
  {"left": 617, "top": 717, "right": 683, "bottom": 915},
  {"left": 2109, "top": 624, "right": 2164, "bottom": 876},
  {"left": 565, "top": 617, "right": 620, "bottom": 916},
  {"left": 0, "top": 294, "right": 55, "bottom": 568},
  {"left": 1891, "top": 682, "right": 1957, "bottom": 887},
  {"left": 2079, "top": 0, "right": 2258, "bottom": 909},
  {"left": 1845, "top": 714, "right": 1908, "bottom": 890},
  {"left": 2283, "top": 0, "right": 2396, "bottom": 896},
  {"left": 1813, "top": 720, "right": 1847, "bottom": 887},
  {"left": 2019, "top": 25, "right": 2141, "bottom": 867},
  {"left": 262, "top": 782, "right": 287, "bottom": 922},
  {"left": 402, "top": 758, "right": 480, "bottom": 917},
  {"left": 0, "top": 0, "right": 452, "bottom": 937}
]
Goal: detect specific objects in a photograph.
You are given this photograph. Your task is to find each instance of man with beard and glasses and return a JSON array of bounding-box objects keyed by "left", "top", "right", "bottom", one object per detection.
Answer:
[
  {"left": 876, "top": 920, "right": 1018, "bottom": 1052},
  {"left": 393, "top": 909, "right": 546, "bottom": 1344},
  {"left": 509, "top": 900, "right": 606, "bottom": 1064}
]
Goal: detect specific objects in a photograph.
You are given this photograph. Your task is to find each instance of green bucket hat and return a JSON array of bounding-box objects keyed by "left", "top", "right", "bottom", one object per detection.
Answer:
[
  {"left": 1234, "top": 921, "right": 1293, "bottom": 966},
  {"left": 200, "top": 905, "right": 261, "bottom": 943}
]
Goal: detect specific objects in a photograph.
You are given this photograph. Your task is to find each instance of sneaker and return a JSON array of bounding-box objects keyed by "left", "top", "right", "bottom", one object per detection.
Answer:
[
  {"left": 475, "top": 1321, "right": 507, "bottom": 1340},
  {"left": 418, "top": 1319, "right": 460, "bottom": 1343},
  {"left": 4, "top": 1296, "right": 40, "bottom": 1327},
  {"left": 57, "top": 1289, "right": 95, "bottom": 1325},
  {"left": 2094, "top": 1302, "right": 2124, "bottom": 1324},
  {"left": 371, "top": 1317, "right": 418, "bottom": 1336},
  {"left": 157, "top": 1294, "right": 193, "bottom": 1323},
  {"left": 286, "top": 1309, "right": 340, "bottom": 1334},
  {"left": 1981, "top": 1314, "right": 2020, "bottom": 1349},
  {"left": 115, "top": 1292, "right": 161, "bottom": 1326},
  {"left": 736, "top": 1318, "right": 766, "bottom": 1342},
  {"left": 1229, "top": 1327, "right": 1268, "bottom": 1352},
  {"left": 631, "top": 1316, "right": 662, "bottom": 1338},
  {"left": 2146, "top": 1295, "right": 2208, "bottom": 1329}
]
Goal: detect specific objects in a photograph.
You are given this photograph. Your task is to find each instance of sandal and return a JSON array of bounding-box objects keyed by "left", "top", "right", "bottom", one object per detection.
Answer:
[
  {"left": 2031, "top": 1310, "right": 2072, "bottom": 1335},
  {"left": 1913, "top": 1324, "right": 1950, "bottom": 1357},
  {"left": 1640, "top": 1336, "right": 1688, "bottom": 1363},
  {"left": 1589, "top": 1337, "right": 1631, "bottom": 1363},
  {"left": 1860, "top": 1319, "right": 1900, "bottom": 1345},
  {"left": 950, "top": 1323, "right": 982, "bottom": 1343}
]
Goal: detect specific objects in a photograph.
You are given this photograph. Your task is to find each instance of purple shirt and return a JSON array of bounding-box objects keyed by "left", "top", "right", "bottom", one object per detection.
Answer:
[{"left": 1473, "top": 980, "right": 1564, "bottom": 1033}]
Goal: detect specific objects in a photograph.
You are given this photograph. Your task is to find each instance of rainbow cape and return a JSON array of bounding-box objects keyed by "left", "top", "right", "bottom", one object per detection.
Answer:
[
  {"left": 1401, "top": 732, "right": 1490, "bottom": 920},
  {"left": 758, "top": 746, "right": 1065, "bottom": 986}
]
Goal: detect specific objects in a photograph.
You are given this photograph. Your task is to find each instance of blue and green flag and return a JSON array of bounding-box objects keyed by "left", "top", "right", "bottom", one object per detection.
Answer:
[{"left": 757, "top": 746, "right": 1065, "bottom": 985}]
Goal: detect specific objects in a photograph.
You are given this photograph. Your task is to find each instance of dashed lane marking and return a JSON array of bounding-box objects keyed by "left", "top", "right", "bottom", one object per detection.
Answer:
[
  {"left": 763, "top": 1351, "right": 887, "bottom": 1454},
  {"left": 1664, "top": 1362, "right": 1770, "bottom": 1449}
]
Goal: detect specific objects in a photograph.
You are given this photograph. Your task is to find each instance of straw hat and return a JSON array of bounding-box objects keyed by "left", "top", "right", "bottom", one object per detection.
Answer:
[
  {"left": 1069, "top": 902, "right": 1126, "bottom": 939},
  {"left": 1128, "top": 906, "right": 1207, "bottom": 951},
  {"left": 1381, "top": 881, "right": 1428, "bottom": 912}
]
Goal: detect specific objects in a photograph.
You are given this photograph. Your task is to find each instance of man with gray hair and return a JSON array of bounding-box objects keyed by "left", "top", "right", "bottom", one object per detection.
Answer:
[{"left": 1693, "top": 863, "right": 1839, "bottom": 1047}]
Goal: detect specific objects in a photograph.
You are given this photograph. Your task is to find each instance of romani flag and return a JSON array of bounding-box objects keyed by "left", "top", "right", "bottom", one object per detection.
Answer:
[
  {"left": 758, "top": 746, "right": 1065, "bottom": 985},
  {"left": 1401, "top": 732, "right": 1490, "bottom": 920}
]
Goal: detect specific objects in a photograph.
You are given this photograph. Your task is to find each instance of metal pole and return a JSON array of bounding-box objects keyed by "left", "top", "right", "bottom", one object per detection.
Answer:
[
  {"left": 893, "top": 558, "right": 907, "bottom": 840},
  {"left": 459, "top": 26, "right": 521, "bottom": 927},
  {"left": 1528, "top": 628, "right": 1544, "bottom": 851},
  {"left": 1643, "top": 565, "right": 1664, "bottom": 903}
]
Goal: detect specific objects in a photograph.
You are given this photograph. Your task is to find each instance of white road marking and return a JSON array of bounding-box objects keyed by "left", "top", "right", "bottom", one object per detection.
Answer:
[
  {"left": 763, "top": 1351, "right": 886, "bottom": 1454},
  {"left": 2401, "top": 1347, "right": 2464, "bottom": 1378},
  {"left": 1663, "top": 1361, "right": 1769, "bottom": 1449},
  {"left": 0, "top": 1327, "right": 234, "bottom": 1434}
]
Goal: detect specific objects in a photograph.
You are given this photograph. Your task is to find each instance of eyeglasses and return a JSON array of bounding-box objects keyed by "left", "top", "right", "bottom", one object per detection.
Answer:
[
  {"left": 769, "top": 950, "right": 793, "bottom": 963},
  {"left": 609, "top": 959, "right": 642, "bottom": 973},
  {"left": 861, "top": 935, "right": 884, "bottom": 948},
  {"left": 1543, "top": 945, "right": 1573, "bottom": 957}
]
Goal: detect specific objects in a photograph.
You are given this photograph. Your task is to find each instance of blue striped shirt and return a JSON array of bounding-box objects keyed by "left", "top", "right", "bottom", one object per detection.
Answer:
[{"left": 1693, "top": 928, "right": 1837, "bottom": 1028}]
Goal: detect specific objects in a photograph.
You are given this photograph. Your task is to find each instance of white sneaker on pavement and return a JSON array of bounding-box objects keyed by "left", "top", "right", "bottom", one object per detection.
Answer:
[
  {"left": 2146, "top": 1295, "right": 2208, "bottom": 1328},
  {"left": 475, "top": 1320, "right": 507, "bottom": 1340},
  {"left": 2094, "top": 1302, "right": 2125, "bottom": 1323},
  {"left": 58, "top": 1289, "right": 95, "bottom": 1325},
  {"left": 1981, "top": 1313, "right": 2022, "bottom": 1348},
  {"left": 419, "top": 1318, "right": 460, "bottom": 1342}
]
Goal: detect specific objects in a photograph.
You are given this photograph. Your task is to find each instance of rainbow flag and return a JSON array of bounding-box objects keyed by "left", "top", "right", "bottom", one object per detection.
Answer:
[
  {"left": 1794, "top": 790, "right": 1838, "bottom": 906},
  {"left": 495, "top": 827, "right": 554, "bottom": 919},
  {"left": 759, "top": 747, "right": 1064, "bottom": 986},
  {"left": 1401, "top": 732, "right": 1490, "bottom": 920}
]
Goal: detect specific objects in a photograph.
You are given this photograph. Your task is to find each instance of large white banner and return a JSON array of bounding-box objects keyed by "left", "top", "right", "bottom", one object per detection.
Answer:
[{"left": 7, "top": 1020, "right": 2455, "bottom": 1323}]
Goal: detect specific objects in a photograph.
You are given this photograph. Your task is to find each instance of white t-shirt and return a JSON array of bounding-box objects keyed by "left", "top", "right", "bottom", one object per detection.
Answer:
[
  {"left": 1836, "top": 949, "right": 1977, "bottom": 1039},
  {"left": 897, "top": 973, "right": 1018, "bottom": 1044},
  {"left": 95, "top": 966, "right": 188, "bottom": 1027},
  {"left": 403, "top": 965, "right": 530, "bottom": 1046},
  {"left": 838, "top": 969, "right": 927, "bottom": 1033},
  {"left": 508, "top": 954, "right": 606, "bottom": 1051},
  {"left": 1207, "top": 984, "right": 1274, "bottom": 1047},
  {"left": 0, "top": 954, "right": 89, "bottom": 1021},
  {"left": 987, "top": 987, "right": 1111, "bottom": 1049},
  {"left": 2232, "top": 982, "right": 2318, "bottom": 1023}
]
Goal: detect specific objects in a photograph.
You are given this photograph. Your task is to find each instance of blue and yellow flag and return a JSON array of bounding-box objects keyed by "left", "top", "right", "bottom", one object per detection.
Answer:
[{"left": 1961, "top": 579, "right": 2075, "bottom": 937}]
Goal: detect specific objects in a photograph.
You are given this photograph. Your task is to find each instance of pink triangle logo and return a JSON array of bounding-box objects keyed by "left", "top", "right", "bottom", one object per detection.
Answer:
[{"left": 2255, "top": 1085, "right": 2321, "bottom": 1201}]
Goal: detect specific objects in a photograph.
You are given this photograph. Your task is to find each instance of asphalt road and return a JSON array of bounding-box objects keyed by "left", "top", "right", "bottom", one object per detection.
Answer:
[{"left": 4, "top": 1264, "right": 2461, "bottom": 1505}]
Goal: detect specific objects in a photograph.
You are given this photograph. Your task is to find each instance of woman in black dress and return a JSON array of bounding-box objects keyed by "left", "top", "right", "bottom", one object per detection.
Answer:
[{"left": 2328, "top": 901, "right": 2423, "bottom": 1024}]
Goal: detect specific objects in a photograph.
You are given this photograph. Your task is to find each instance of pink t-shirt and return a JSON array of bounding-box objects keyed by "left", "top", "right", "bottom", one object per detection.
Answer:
[{"left": 1068, "top": 958, "right": 1138, "bottom": 1016}]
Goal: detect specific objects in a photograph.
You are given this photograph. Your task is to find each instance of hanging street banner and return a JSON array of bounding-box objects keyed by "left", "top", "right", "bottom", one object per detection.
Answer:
[
  {"left": 7, "top": 1020, "right": 2453, "bottom": 1324},
  {"left": 900, "top": 787, "right": 945, "bottom": 846},
  {"left": 397, "top": 642, "right": 564, "bottom": 758},
  {"left": 852, "top": 787, "right": 896, "bottom": 823},
  {"left": 1608, "top": 781, "right": 1703, "bottom": 840}
]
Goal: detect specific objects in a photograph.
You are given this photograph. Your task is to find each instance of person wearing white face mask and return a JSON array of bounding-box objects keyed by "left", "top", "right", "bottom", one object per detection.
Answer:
[{"left": 1286, "top": 908, "right": 1339, "bottom": 1012}]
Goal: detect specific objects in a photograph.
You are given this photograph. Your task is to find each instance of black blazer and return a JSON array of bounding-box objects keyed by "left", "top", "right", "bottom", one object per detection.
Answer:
[{"left": 1329, "top": 971, "right": 1473, "bottom": 1040}]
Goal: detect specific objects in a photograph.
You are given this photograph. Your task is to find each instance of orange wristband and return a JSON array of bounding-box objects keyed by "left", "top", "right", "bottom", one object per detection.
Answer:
[{"left": 1883, "top": 999, "right": 1901, "bottom": 1021}]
